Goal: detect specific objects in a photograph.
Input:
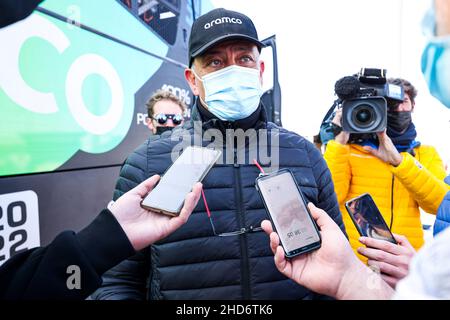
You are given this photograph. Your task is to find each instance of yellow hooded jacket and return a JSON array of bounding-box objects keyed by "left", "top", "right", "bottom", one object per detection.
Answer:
[{"left": 324, "top": 140, "right": 448, "bottom": 260}]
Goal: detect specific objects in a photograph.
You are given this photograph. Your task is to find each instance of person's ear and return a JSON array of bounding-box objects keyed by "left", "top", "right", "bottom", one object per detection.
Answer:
[
  {"left": 146, "top": 117, "right": 156, "bottom": 133},
  {"left": 185, "top": 68, "right": 200, "bottom": 96},
  {"left": 258, "top": 60, "right": 265, "bottom": 85}
]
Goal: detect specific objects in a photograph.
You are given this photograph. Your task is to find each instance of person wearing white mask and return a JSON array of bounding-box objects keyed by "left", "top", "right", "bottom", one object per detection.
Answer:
[{"left": 92, "top": 8, "right": 346, "bottom": 300}]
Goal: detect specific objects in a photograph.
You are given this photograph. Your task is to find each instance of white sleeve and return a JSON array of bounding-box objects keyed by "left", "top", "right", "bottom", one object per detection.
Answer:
[{"left": 394, "top": 228, "right": 450, "bottom": 299}]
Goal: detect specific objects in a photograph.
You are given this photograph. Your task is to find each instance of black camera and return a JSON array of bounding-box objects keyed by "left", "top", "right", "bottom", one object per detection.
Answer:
[{"left": 337, "top": 68, "right": 404, "bottom": 134}]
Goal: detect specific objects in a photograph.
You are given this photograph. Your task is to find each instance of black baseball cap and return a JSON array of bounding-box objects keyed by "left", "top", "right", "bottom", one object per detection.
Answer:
[{"left": 188, "top": 8, "right": 265, "bottom": 66}]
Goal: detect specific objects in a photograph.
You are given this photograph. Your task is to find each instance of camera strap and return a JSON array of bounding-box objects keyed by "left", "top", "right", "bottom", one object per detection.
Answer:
[{"left": 320, "top": 99, "right": 340, "bottom": 125}]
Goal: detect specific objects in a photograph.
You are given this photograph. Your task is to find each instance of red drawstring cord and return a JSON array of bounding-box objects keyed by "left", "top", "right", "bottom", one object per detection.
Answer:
[
  {"left": 253, "top": 159, "right": 265, "bottom": 175},
  {"left": 202, "top": 189, "right": 212, "bottom": 218},
  {"left": 202, "top": 189, "right": 218, "bottom": 234}
]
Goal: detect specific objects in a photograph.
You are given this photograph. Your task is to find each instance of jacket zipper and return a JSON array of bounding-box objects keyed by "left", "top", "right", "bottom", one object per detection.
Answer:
[
  {"left": 233, "top": 147, "right": 251, "bottom": 299},
  {"left": 390, "top": 174, "right": 395, "bottom": 230}
]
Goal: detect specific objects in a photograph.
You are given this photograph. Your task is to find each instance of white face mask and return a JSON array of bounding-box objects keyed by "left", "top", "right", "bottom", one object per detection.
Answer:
[{"left": 193, "top": 65, "right": 263, "bottom": 121}]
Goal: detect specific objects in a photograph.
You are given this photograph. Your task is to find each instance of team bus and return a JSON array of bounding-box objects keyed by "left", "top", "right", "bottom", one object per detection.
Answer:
[{"left": 0, "top": 0, "right": 281, "bottom": 265}]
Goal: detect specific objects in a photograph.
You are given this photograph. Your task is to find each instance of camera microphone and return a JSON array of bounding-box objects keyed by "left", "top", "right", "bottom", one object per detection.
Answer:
[{"left": 334, "top": 76, "right": 360, "bottom": 100}]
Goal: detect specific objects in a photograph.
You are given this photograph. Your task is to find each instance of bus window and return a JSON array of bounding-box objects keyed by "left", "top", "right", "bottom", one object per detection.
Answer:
[
  {"left": 120, "top": 0, "right": 133, "bottom": 10},
  {"left": 138, "top": 0, "right": 180, "bottom": 45},
  {"left": 118, "top": 0, "right": 180, "bottom": 45}
]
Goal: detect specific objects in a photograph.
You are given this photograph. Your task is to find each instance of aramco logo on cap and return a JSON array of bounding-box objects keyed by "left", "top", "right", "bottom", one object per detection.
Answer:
[{"left": 204, "top": 16, "right": 243, "bottom": 30}]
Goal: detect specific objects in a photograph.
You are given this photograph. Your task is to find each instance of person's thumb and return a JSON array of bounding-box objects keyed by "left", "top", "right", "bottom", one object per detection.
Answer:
[
  {"left": 307, "top": 203, "right": 334, "bottom": 231},
  {"left": 133, "top": 175, "right": 161, "bottom": 197},
  {"left": 376, "top": 130, "right": 388, "bottom": 142}
]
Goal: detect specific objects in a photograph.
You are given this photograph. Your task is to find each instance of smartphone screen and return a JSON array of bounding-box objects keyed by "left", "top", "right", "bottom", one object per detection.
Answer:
[
  {"left": 257, "top": 170, "right": 321, "bottom": 257},
  {"left": 345, "top": 193, "right": 397, "bottom": 244},
  {"left": 141, "top": 146, "right": 221, "bottom": 216}
]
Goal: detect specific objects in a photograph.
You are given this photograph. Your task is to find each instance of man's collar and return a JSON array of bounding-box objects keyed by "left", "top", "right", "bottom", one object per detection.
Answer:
[{"left": 190, "top": 98, "right": 267, "bottom": 132}]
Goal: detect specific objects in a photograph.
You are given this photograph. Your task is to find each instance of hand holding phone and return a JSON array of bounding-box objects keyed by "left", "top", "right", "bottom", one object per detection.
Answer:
[
  {"left": 345, "top": 193, "right": 397, "bottom": 244},
  {"left": 260, "top": 203, "right": 374, "bottom": 300},
  {"left": 256, "top": 169, "right": 321, "bottom": 257},
  {"left": 140, "top": 146, "right": 221, "bottom": 216},
  {"left": 112, "top": 175, "right": 203, "bottom": 250}
]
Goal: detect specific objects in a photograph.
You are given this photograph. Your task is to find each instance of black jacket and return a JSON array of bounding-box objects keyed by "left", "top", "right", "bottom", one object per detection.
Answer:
[
  {"left": 0, "top": 0, "right": 44, "bottom": 28},
  {"left": 91, "top": 103, "right": 346, "bottom": 300},
  {"left": 0, "top": 210, "right": 134, "bottom": 300}
]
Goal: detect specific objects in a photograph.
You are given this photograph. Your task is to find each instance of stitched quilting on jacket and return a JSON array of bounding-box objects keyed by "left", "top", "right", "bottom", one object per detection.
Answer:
[{"left": 434, "top": 176, "right": 450, "bottom": 236}]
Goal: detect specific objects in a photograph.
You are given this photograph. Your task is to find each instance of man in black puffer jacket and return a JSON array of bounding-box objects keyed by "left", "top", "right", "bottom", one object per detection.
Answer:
[{"left": 91, "top": 8, "right": 346, "bottom": 300}]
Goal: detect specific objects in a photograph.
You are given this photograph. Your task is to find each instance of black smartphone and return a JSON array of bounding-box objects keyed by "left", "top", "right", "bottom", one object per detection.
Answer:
[
  {"left": 255, "top": 169, "right": 321, "bottom": 258},
  {"left": 140, "top": 146, "right": 221, "bottom": 216},
  {"left": 345, "top": 193, "right": 397, "bottom": 244}
]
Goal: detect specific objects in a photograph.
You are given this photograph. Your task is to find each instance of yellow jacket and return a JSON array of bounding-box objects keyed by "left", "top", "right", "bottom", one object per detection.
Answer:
[{"left": 324, "top": 140, "right": 448, "bottom": 260}]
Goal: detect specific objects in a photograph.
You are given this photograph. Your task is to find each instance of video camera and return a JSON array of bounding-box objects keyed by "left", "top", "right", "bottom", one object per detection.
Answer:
[{"left": 336, "top": 68, "right": 404, "bottom": 134}]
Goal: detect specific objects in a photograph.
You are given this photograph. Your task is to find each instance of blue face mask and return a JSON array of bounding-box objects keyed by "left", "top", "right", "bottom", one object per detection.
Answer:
[
  {"left": 421, "top": 3, "right": 450, "bottom": 109},
  {"left": 194, "top": 65, "right": 263, "bottom": 121},
  {"left": 421, "top": 39, "right": 450, "bottom": 109}
]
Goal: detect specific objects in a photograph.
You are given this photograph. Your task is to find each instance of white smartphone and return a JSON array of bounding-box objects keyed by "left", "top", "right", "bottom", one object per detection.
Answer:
[{"left": 140, "top": 146, "right": 221, "bottom": 216}]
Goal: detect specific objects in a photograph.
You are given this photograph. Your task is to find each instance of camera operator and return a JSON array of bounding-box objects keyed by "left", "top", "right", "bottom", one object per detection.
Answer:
[{"left": 323, "top": 75, "right": 448, "bottom": 288}]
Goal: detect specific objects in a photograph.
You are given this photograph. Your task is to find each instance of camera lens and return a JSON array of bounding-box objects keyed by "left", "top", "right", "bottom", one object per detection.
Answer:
[
  {"left": 356, "top": 109, "right": 372, "bottom": 124},
  {"left": 342, "top": 97, "right": 387, "bottom": 133},
  {"left": 352, "top": 104, "right": 375, "bottom": 127}
]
